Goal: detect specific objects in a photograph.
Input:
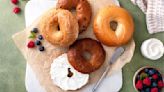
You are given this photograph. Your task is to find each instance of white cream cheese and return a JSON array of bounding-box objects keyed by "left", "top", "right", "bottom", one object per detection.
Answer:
[
  {"left": 141, "top": 38, "right": 164, "bottom": 60},
  {"left": 50, "top": 53, "right": 89, "bottom": 91}
]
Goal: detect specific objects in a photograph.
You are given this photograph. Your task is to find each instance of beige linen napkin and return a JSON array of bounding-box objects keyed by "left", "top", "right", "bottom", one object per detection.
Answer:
[{"left": 12, "top": 0, "right": 135, "bottom": 92}]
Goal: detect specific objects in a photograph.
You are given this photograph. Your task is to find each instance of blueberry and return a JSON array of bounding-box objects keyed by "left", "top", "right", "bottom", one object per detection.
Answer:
[
  {"left": 148, "top": 69, "right": 155, "bottom": 76},
  {"left": 145, "top": 88, "right": 150, "bottom": 92},
  {"left": 140, "top": 90, "right": 144, "bottom": 92},
  {"left": 38, "top": 35, "right": 43, "bottom": 40},
  {"left": 35, "top": 40, "right": 41, "bottom": 45},
  {"left": 32, "top": 28, "right": 38, "bottom": 33},
  {"left": 137, "top": 75, "right": 140, "bottom": 80},
  {"left": 39, "top": 46, "right": 45, "bottom": 51},
  {"left": 143, "top": 85, "right": 147, "bottom": 89},
  {"left": 149, "top": 77, "right": 153, "bottom": 80},
  {"left": 152, "top": 82, "right": 157, "bottom": 87},
  {"left": 144, "top": 68, "right": 149, "bottom": 73}
]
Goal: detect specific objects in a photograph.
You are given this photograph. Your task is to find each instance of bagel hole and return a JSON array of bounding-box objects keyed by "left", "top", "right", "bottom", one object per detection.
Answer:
[
  {"left": 82, "top": 51, "right": 91, "bottom": 61},
  {"left": 83, "top": 17, "right": 87, "bottom": 21},
  {"left": 70, "top": 7, "right": 76, "bottom": 15},
  {"left": 67, "top": 68, "right": 73, "bottom": 78},
  {"left": 57, "top": 25, "right": 60, "bottom": 31},
  {"left": 110, "top": 21, "right": 118, "bottom": 31},
  {"left": 81, "top": 25, "right": 86, "bottom": 32}
]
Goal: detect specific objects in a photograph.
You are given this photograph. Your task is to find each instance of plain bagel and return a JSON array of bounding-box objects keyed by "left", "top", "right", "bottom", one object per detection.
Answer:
[
  {"left": 39, "top": 8, "right": 79, "bottom": 47},
  {"left": 93, "top": 6, "right": 134, "bottom": 46}
]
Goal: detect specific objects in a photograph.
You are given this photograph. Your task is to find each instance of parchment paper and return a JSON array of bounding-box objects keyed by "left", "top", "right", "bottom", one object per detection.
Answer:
[{"left": 12, "top": 0, "right": 135, "bottom": 92}]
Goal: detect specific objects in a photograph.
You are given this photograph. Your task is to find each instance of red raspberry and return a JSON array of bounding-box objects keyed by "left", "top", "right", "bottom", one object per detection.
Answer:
[
  {"left": 143, "top": 77, "right": 151, "bottom": 86},
  {"left": 135, "top": 80, "right": 143, "bottom": 90},
  {"left": 13, "top": 7, "right": 21, "bottom": 14},
  {"left": 158, "top": 80, "right": 164, "bottom": 88},
  {"left": 151, "top": 88, "right": 158, "bottom": 92},
  {"left": 27, "top": 41, "right": 35, "bottom": 48},
  {"left": 152, "top": 74, "right": 158, "bottom": 80},
  {"left": 11, "top": 0, "right": 19, "bottom": 5}
]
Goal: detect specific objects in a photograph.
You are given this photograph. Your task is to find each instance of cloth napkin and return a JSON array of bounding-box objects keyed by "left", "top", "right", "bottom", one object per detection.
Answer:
[{"left": 130, "top": 0, "right": 164, "bottom": 34}]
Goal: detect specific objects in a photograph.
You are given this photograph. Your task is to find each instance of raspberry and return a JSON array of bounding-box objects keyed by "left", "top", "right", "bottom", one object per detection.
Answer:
[
  {"left": 11, "top": 0, "right": 19, "bottom": 5},
  {"left": 13, "top": 7, "right": 21, "bottom": 14},
  {"left": 151, "top": 88, "right": 158, "bottom": 92},
  {"left": 27, "top": 41, "right": 35, "bottom": 48},
  {"left": 158, "top": 80, "right": 164, "bottom": 88},
  {"left": 135, "top": 80, "right": 143, "bottom": 90},
  {"left": 143, "top": 77, "right": 151, "bottom": 86},
  {"left": 152, "top": 74, "right": 158, "bottom": 80}
]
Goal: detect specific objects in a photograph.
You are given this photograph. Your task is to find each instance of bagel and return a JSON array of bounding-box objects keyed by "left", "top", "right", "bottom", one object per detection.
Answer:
[
  {"left": 67, "top": 38, "right": 106, "bottom": 74},
  {"left": 57, "top": 0, "right": 92, "bottom": 33},
  {"left": 39, "top": 8, "right": 79, "bottom": 47},
  {"left": 93, "top": 6, "right": 134, "bottom": 46}
]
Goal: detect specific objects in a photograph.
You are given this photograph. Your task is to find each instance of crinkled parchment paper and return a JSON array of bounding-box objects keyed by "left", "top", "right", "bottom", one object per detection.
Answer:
[{"left": 12, "top": 0, "right": 135, "bottom": 92}]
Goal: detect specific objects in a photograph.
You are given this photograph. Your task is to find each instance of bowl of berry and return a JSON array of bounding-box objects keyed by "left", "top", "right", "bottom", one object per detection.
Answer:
[{"left": 133, "top": 66, "right": 164, "bottom": 92}]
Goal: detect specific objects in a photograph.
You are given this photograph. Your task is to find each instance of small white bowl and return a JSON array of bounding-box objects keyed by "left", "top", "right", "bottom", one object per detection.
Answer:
[{"left": 133, "top": 66, "right": 163, "bottom": 92}]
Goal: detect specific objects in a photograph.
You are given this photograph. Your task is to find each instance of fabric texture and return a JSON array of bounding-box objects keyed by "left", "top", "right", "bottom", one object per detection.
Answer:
[{"left": 130, "top": 0, "right": 164, "bottom": 34}]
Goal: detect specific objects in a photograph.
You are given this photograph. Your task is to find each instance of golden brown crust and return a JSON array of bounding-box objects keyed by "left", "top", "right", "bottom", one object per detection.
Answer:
[
  {"left": 67, "top": 38, "right": 106, "bottom": 74},
  {"left": 57, "top": 0, "right": 92, "bottom": 33},
  {"left": 39, "top": 8, "right": 79, "bottom": 47},
  {"left": 93, "top": 6, "right": 134, "bottom": 46}
]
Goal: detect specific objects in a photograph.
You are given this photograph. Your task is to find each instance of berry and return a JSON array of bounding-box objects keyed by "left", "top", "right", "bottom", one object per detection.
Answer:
[
  {"left": 38, "top": 35, "right": 43, "bottom": 40},
  {"left": 143, "top": 77, "right": 151, "bottom": 86},
  {"left": 152, "top": 82, "right": 157, "bottom": 87},
  {"left": 149, "top": 77, "right": 153, "bottom": 80},
  {"left": 135, "top": 80, "right": 143, "bottom": 90},
  {"left": 157, "top": 80, "right": 164, "bottom": 88},
  {"left": 144, "top": 68, "right": 149, "bottom": 73},
  {"left": 148, "top": 69, "right": 155, "bottom": 76},
  {"left": 151, "top": 88, "right": 158, "bottom": 92},
  {"left": 35, "top": 40, "right": 41, "bottom": 45},
  {"left": 145, "top": 88, "right": 150, "bottom": 92},
  {"left": 11, "top": 0, "right": 19, "bottom": 5},
  {"left": 31, "top": 28, "right": 38, "bottom": 33},
  {"left": 152, "top": 74, "right": 158, "bottom": 80},
  {"left": 140, "top": 90, "right": 144, "bottom": 92},
  {"left": 39, "top": 46, "right": 45, "bottom": 51},
  {"left": 27, "top": 41, "right": 35, "bottom": 48},
  {"left": 13, "top": 7, "right": 21, "bottom": 14}
]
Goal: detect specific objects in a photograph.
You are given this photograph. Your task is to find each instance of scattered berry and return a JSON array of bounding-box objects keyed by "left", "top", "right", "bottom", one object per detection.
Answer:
[
  {"left": 151, "top": 87, "right": 158, "bottom": 92},
  {"left": 35, "top": 40, "right": 41, "bottom": 45},
  {"left": 39, "top": 46, "right": 45, "bottom": 51},
  {"left": 13, "top": 7, "right": 21, "bottom": 14},
  {"left": 152, "top": 74, "right": 158, "bottom": 80},
  {"left": 158, "top": 80, "right": 164, "bottom": 88},
  {"left": 27, "top": 41, "right": 35, "bottom": 48},
  {"left": 136, "top": 80, "right": 143, "bottom": 90},
  {"left": 31, "top": 28, "right": 38, "bottom": 33},
  {"left": 38, "top": 35, "right": 43, "bottom": 40},
  {"left": 143, "top": 77, "right": 151, "bottom": 86},
  {"left": 11, "top": 0, "right": 19, "bottom": 5}
]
